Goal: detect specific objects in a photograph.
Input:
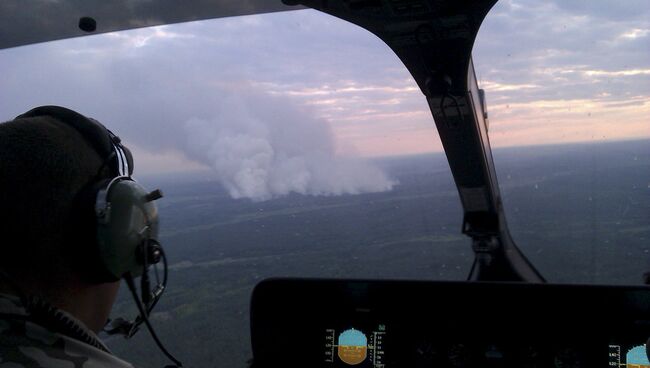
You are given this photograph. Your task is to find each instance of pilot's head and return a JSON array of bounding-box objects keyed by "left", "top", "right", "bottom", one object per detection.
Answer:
[{"left": 0, "top": 106, "right": 135, "bottom": 332}]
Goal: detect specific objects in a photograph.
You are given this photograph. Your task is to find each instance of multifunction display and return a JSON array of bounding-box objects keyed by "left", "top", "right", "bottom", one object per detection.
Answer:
[
  {"left": 609, "top": 342, "right": 650, "bottom": 367},
  {"left": 324, "top": 325, "right": 386, "bottom": 367}
]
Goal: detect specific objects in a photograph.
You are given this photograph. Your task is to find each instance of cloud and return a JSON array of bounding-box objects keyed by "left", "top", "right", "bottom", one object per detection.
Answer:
[
  {"left": 480, "top": 81, "right": 540, "bottom": 92},
  {"left": 583, "top": 69, "right": 650, "bottom": 77},
  {"left": 551, "top": 0, "right": 650, "bottom": 21},
  {"left": 0, "top": 10, "right": 401, "bottom": 200},
  {"left": 619, "top": 28, "right": 650, "bottom": 39},
  {"left": 474, "top": 0, "right": 650, "bottom": 146},
  {"left": 0, "top": 2, "right": 648, "bottom": 167}
]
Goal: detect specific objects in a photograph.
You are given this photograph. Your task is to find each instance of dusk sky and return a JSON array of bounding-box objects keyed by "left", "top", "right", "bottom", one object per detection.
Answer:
[{"left": 1, "top": 0, "right": 648, "bottom": 179}]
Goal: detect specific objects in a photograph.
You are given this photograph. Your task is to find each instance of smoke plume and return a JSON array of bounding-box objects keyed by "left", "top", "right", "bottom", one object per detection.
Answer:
[{"left": 182, "top": 91, "right": 396, "bottom": 201}]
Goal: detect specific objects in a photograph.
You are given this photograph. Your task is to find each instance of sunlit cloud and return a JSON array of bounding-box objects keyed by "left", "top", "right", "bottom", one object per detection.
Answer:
[
  {"left": 258, "top": 82, "right": 420, "bottom": 97},
  {"left": 105, "top": 26, "right": 196, "bottom": 48},
  {"left": 494, "top": 92, "right": 648, "bottom": 113},
  {"left": 619, "top": 28, "right": 650, "bottom": 39},
  {"left": 487, "top": 95, "right": 650, "bottom": 147},
  {"left": 583, "top": 69, "right": 650, "bottom": 77},
  {"left": 481, "top": 81, "right": 540, "bottom": 92}
]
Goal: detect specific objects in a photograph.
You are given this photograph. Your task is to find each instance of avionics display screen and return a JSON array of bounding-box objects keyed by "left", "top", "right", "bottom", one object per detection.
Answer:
[
  {"left": 324, "top": 324, "right": 386, "bottom": 367},
  {"left": 609, "top": 342, "right": 650, "bottom": 367},
  {"left": 251, "top": 279, "right": 650, "bottom": 368}
]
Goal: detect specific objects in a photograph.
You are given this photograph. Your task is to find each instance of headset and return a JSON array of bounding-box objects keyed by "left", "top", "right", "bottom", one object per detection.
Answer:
[{"left": 13, "top": 105, "right": 183, "bottom": 367}]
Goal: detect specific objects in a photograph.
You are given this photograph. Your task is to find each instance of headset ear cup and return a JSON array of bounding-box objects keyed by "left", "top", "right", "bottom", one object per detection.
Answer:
[
  {"left": 67, "top": 176, "right": 159, "bottom": 283},
  {"left": 95, "top": 178, "right": 159, "bottom": 281}
]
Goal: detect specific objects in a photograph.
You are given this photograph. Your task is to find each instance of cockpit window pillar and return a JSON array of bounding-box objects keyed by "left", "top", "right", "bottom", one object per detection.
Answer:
[{"left": 291, "top": 0, "right": 545, "bottom": 282}]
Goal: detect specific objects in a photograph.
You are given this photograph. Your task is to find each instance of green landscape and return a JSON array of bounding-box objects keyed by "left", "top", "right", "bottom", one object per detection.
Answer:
[{"left": 106, "top": 140, "right": 650, "bottom": 367}]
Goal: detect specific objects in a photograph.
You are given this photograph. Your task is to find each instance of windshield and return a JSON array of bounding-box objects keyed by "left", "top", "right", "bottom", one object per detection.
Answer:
[
  {"left": 474, "top": 0, "right": 650, "bottom": 284},
  {"left": 1, "top": 1, "right": 648, "bottom": 367}
]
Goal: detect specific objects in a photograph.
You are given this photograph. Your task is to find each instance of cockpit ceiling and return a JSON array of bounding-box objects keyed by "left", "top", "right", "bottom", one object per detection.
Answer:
[{"left": 0, "top": 0, "right": 304, "bottom": 50}]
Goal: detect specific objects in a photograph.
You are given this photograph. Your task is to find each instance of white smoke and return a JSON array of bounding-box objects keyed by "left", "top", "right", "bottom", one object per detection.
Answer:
[{"left": 183, "top": 92, "right": 396, "bottom": 201}]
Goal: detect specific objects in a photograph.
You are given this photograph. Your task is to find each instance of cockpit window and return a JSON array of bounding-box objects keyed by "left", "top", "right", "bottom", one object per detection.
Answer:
[
  {"left": 1, "top": 9, "right": 463, "bottom": 366},
  {"left": 474, "top": 0, "right": 650, "bottom": 285}
]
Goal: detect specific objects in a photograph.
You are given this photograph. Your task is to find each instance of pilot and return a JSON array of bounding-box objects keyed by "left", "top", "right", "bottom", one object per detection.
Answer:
[{"left": 0, "top": 106, "right": 144, "bottom": 367}]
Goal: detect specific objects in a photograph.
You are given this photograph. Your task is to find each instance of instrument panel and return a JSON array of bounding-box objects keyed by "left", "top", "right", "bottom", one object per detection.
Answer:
[{"left": 250, "top": 279, "right": 650, "bottom": 367}]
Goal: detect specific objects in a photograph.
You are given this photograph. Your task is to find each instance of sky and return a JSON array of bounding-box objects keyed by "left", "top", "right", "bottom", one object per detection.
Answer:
[{"left": 0, "top": 0, "right": 648, "bottom": 194}]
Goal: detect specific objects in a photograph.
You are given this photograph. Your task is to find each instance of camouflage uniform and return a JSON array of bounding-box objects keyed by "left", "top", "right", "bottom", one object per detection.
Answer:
[{"left": 0, "top": 293, "right": 134, "bottom": 367}]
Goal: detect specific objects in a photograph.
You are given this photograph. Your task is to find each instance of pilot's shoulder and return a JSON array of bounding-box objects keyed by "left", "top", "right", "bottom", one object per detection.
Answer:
[{"left": 1, "top": 316, "right": 134, "bottom": 368}]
